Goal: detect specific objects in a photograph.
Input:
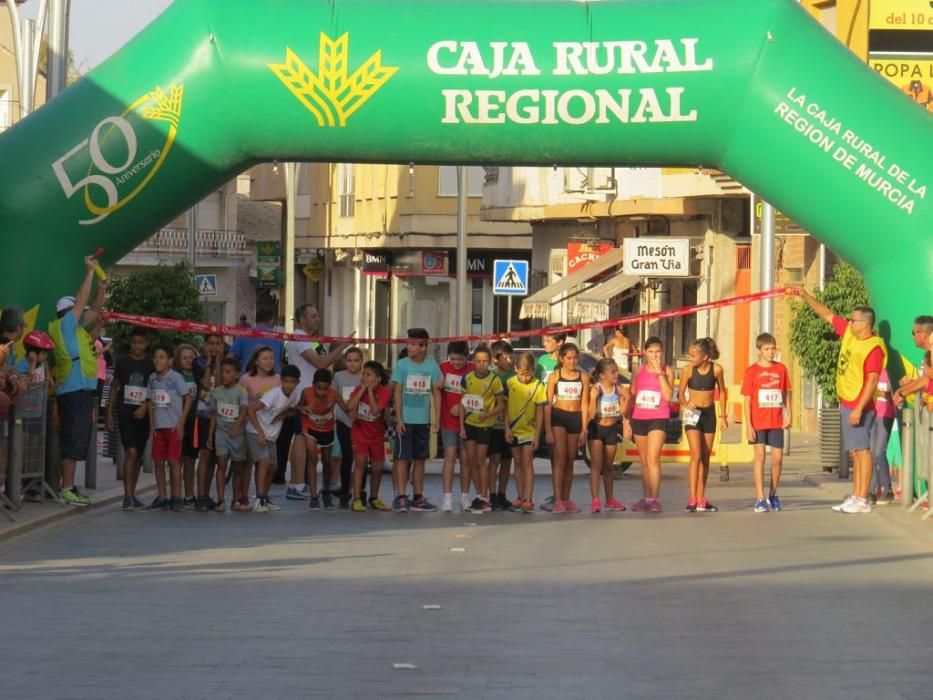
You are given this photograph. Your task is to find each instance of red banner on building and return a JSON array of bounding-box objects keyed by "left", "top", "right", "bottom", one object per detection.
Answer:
[{"left": 567, "top": 241, "right": 614, "bottom": 272}]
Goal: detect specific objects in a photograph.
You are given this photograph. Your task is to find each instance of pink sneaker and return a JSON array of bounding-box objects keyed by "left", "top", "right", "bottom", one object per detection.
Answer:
[
  {"left": 632, "top": 498, "right": 650, "bottom": 512},
  {"left": 605, "top": 497, "right": 626, "bottom": 512},
  {"left": 565, "top": 499, "right": 581, "bottom": 513},
  {"left": 590, "top": 498, "right": 602, "bottom": 513},
  {"left": 552, "top": 500, "right": 568, "bottom": 514},
  {"left": 648, "top": 499, "right": 663, "bottom": 513}
]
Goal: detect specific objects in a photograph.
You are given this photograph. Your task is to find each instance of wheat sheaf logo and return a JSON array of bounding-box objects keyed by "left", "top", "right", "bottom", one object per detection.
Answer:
[{"left": 269, "top": 32, "right": 398, "bottom": 127}]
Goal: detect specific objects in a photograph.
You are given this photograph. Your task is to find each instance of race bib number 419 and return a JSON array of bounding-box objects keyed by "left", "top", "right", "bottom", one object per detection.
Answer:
[{"left": 52, "top": 85, "right": 184, "bottom": 225}]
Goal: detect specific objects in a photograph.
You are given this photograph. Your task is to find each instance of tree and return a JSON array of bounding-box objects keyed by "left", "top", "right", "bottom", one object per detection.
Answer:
[
  {"left": 788, "top": 262, "right": 870, "bottom": 405},
  {"left": 105, "top": 262, "right": 206, "bottom": 355}
]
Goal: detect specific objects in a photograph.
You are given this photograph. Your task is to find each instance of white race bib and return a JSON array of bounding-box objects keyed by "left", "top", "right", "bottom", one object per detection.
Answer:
[
  {"left": 635, "top": 390, "right": 661, "bottom": 410},
  {"left": 556, "top": 381, "right": 582, "bottom": 401},
  {"left": 124, "top": 385, "right": 147, "bottom": 406},
  {"left": 310, "top": 411, "right": 334, "bottom": 425},
  {"left": 877, "top": 382, "right": 889, "bottom": 392},
  {"left": 682, "top": 407, "right": 701, "bottom": 427},
  {"left": 758, "top": 389, "right": 783, "bottom": 408},
  {"left": 444, "top": 373, "right": 464, "bottom": 393},
  {"left": 405, "top": 374, "right": 431, "bottom": 396},
  {"left": 341, "top": 385, "right": 355, "bottom": 401},
  {"left": 217, "top": 402, "right": 239, "bottom": 420},
  {"left": 358, "top": 402, "right": 376, "bottom": 422},
  {"left": 462, "top": 394, "right": 484, "bottom": 413},
  {"left": 600, "top": 399, "right": 621, "bottom": 418},
  {"left": 152, "top": 389, "right": 171, "bottom": 408}
]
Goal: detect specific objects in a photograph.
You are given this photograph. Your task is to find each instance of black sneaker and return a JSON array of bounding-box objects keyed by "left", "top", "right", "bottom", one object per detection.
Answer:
[
  {"left": 392, "top": 495, "right": 410, "bottom": 513},
  {"left": 195, "top": 497, "right": 209, "bottom": 512},
  {"left": 183, "top": 496, "right": 197, "bottom": 509},
  {"left": 122, "top": 496, "right": 134, "bottom": 511},
  {"left": 131, "top": 496, "right": 146, "bottom": 509},
  {"left": 410, "top": 495, "right": 438, "bottom": 512},
  {"left": 147, "top": 496, "right": 169, "bottom": 510},
  {"left": 491, "top": 494, "right": 507, "bottom": 512},
  {"left": 470, "top": 497, "right": 491, "bottom": 514},
  {"left": 170, "top": 497, "right": 185, "bottom": 512},
  {"left": 322, "top": 492, "right": 335, "bottom": 509},
  {"left": 338, "top": 494, "right": 350, "bottom": 510}
]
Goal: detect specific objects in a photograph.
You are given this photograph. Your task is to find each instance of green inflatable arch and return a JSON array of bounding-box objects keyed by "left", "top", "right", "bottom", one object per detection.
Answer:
[{"left": 0, "top": 0, "right": 929, "bottom": 357}]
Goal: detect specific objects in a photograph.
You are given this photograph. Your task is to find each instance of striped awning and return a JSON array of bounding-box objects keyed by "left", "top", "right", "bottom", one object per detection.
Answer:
[
  {"left": 519, "top": 248, "right": 623, "bottom": 319},
  {"left": 572, "top": 272, "right": 640, "bottom": 321}
]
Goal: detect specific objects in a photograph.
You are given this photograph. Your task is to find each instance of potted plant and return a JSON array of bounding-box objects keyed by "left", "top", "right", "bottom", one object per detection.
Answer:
[{"left": 788, "top": 262, "right": 869, "bottom": 475}]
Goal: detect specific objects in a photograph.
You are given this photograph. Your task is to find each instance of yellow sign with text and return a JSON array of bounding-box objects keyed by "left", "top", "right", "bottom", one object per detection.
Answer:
[{"left": 870, "top": 0, "right": 933, "bottom": 29}]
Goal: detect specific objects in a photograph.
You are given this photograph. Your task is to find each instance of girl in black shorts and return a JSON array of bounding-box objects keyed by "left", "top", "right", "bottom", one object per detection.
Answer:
[
  {"left": 586, "top": 359, "right": 630, "bottom": 513},
  {"left": 678, "top": 337, "right": 728, "bottom": 512},
  {"left": 544, "top": 343, "right": 589, "bottom": 514}
]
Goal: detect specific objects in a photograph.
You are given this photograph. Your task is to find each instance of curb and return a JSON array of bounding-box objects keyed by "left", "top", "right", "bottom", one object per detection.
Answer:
[{"left": 0, "top": 483, "right": 158, "bottom": 543}]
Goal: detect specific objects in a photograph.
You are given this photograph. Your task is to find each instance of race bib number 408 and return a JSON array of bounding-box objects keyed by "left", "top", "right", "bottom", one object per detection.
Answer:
[{"left": 52, "top": 84, "right": 184, "bottom": 226}]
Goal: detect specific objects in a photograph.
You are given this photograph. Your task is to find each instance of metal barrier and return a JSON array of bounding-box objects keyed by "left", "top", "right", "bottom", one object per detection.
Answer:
[
  {"left": 2, "top": 380, "right": 58, "bottom": 520},
  {"left": 900, "top": 396, "right": 933, "bottom": 518}
]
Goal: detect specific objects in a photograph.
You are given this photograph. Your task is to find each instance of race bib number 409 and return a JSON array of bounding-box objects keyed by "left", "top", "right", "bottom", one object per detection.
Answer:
[{"left": 52, "top": 85, "right": 184, "bottom": 225}]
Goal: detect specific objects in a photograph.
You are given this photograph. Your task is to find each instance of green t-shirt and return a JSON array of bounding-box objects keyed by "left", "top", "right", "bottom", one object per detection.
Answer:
[{"left": 535, "top": 354, "right": 558, "bottom": 384}]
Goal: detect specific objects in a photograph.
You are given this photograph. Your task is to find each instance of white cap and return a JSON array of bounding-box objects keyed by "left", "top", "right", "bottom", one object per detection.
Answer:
[{"left": 56, "top": 296, "right": 76, "bottom": 313}]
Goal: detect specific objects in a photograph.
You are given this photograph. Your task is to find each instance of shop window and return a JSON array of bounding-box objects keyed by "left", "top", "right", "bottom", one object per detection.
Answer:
[{"left": 338, "top": 163, "right": 355, "bottom": 217}]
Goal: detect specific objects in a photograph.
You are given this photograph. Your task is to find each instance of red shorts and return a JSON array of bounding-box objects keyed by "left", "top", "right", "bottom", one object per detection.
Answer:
[
  {"left": 152, "top": 427, "right": 182, "bottom": 462},
  {"left": 353, "top": 439, "right": 385, "bottom": 464}
]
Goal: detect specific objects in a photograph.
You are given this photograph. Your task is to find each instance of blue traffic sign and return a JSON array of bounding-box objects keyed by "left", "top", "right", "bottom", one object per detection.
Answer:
[
  {"left": 195, "top": 274, "right": 218, "bottom": 297},
  {"left": 492, "top": 259, "right": 529, "bottom": 296}
]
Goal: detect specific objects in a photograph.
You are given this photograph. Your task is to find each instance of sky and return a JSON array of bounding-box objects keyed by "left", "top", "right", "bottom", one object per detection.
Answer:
[{"left": 22, "top": 0, "right": 174, "bottom": 71}]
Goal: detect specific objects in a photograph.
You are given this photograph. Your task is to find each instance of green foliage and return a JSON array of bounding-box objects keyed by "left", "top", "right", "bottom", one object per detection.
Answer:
[
  {"left": 105, "top": 262, "right": 206, "bottom": 355},
  {"left": 788, "top": 262, "right": 870, "bottom": 405}
]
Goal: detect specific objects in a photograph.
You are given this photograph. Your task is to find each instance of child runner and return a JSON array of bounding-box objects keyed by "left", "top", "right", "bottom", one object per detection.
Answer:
[
  {"left": 436, "top": 341, "right": 473, "bottom": 512},
  {"left": 238, "top": 346, "right": 282, "bottom": 511},
  {"left": 488, "top": 339, "right": 515, "bottom": 511},
  {"left": 173, "top": 344, "right": 200, "bottom": 508},
  {"left": 679, "top": 337, "right": 728, "bottom": 513},
  {"left": 504, "top": 352, "right": 547, "bottom": 513},
  {"left": 460, "top": 345, "right": 506, "bottom": 513},
  {"left": 246, "top": 364, "right": 301, "bottom": 512},
  {"left": 333, "top": 348, "right": 364, "bottom": 508},
  {"left": 602, "top": 325, "right": 637, "bottom": 377},
  {"left": 207, "top": 357, "right": 249, "bottom": 512},
  {"left": 627, "top": 336, "right": 674, "bottom": 513},
  {"left": 741, "top": 333, "right": 791, "bottom": 512},
  {"left": 106, "top": 327, "right": 154, "bottom": 511},
  {"left": 544, "top": 342, "right": 589, "bottom": 514},
  {"left": 299, "top": 369, "right": 347, "bottom": 510},
  {"left": 193, "top": 333, "right": 224, "bottom": 511},
  {"left": 145, "top": 345, "right": 193, "bottom": 512},
  {"left": 391, "top": 328, "right": 442, "bottom": 513},
  {"left": 348, "top": 360, "right": 393, "bottom": 512},
  {"left": 536, "top": 325, "right": 566, "bottom": 511},
  {"left": 587, "top": 358, "right": 630, "bottom": 513}
]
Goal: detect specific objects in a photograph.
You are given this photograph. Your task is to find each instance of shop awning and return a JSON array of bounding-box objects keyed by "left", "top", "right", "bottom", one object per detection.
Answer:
[
  {"left": 572, "top": 272, "right": 640, "bottom": 321},
  {"left": 520, "top": 247, "right": 623, "bottom": 319}
]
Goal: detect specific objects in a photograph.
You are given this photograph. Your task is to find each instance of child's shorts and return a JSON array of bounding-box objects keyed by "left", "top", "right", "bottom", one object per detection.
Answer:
[
  {"left": 215, "top": 429, "right": 247, "bottom": 461},
  {"left": 304, "top": 428, "right": 335, "bottom": 448},
  {"left": 395, "top": 423, "right": 430, "bottom": 461},
  {"left": 753, "top": 428, "right": 784, "bottom": 449},
  {"left": 152, "top": 427, "right": 182, "bottom": 462},
  {"left": 488, "top": 429, "right": 512, "bottom": 458},
  {"left": 247, "top": 432, "right": 277, "bottom": 465},
  {"left": 353, "top": 439, "right": 384, "bottom": 463}
]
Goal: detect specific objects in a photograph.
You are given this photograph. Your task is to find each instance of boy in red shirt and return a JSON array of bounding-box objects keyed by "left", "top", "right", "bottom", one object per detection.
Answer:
[
  {"left": 348, "top": 360, "right": 393, "bottom": 511},
  {"left": 298, "top": 369, "right": 347, "bottom": 510},
  {"left": 435, "top": 341, "right": 473, "bottom": 512},
  {"left": 741, "top": 333, "right": 791, "bottom": 513}
]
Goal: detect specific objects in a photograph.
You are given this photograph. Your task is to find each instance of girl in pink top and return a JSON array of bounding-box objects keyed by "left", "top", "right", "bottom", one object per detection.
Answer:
[
  {"left": 870, "top": 368, "right": 896, "bottom": 503},
  {"left": 625, "top": 336, "right": 674, "bottom": 512},
  {"left": 237, "top": 346, "right": 281, "bottom": 509}
]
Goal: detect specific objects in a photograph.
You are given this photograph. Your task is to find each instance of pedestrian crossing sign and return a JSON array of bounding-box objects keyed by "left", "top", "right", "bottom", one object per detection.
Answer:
[
  {"left": 492, "top": 259, "right": 529, "bottom": 296},
  {"left": 195, "top": 274, "right": 218, "bottom": 297}
]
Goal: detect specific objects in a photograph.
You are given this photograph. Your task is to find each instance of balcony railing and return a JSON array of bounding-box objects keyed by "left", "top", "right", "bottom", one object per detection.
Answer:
[{"left": 132, "top": 228, "right": 250, "bottom": 258}]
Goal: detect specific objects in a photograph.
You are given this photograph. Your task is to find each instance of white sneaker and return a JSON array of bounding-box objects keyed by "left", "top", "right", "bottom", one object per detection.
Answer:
[
  {"left": 265, "top": 499, "right": 282, "bottom": 512},
  {"left": 831, "top": 495, "right": 856, "bottom": 513},
  {"left": 252, "top": 500, "right": 270, "bottom": 513},
  {"left": 840, "top": 497, "right": 872, "bottom": 514},
  {"left": 441, "top": 494, "right": 453, "bottom": 513},
  {"left": 460, "top": 493, "right": 472, "bottom": 512}
]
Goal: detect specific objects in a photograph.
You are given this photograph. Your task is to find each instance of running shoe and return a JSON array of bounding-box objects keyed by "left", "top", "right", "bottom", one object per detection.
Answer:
[
  {"left": 131, "top": 496, "right": 146, "bottom": 510},
  {"left": 470, "top": 497, "right": 491, "bottom": 514},
  {"left": 322, "top": 492, "right": 334, "bottom": 510},
  {"left": 754, "top": 499, "right": 770, "bottom": 513},
  {"left": 831, "top": 495, "right": 856, "bottom": 513},
  {"left": 252, "top": 499, "right": 270, "bottom": 513},
  {"left": 170, "top": 497, "right": 185, "bottom": 512},
  {"left": 510, "top": 498, "right": 524, "bottom": 513},
  {"left": 840, "top": 496, "right": 872, "bottom": 514},
  {"left": 147, "top": 496, "right": 169, "bottom": 510},
  {"left": 411, "top": 496, "right": 439, "bottom": 512},
  {"left": 460, "top": 493, "right": 472, "bottom": 512},
  {"left": 632, "top": 498, "right": 650, "bottom": 512},
  {"left": 648, "top": 499, "right": 663, "bottom": 513},
  {"left": 768, "top": 494, "right": 783, "bottom": 511},
  {"left": 441, "top": 494, "right": 454, "bottom": 513},
  {"left": 685, "top": 499, "right": 698, "bottom": 513},
  {"left": 590, "top": 498, "right": 602, "bottom": 513},
  {"left": 874, "top": 489, "right": 893, "bottom": 506},
  {"left": 286, "top": 485, "right": 306, "bottom": 500},
  {"left": 604, "top": 498, "right": 626, "bottom": 512},
  {"left": 392, "top": 495, "right": 410, "bottom": 513},
  {"left": 213, "top": 499, "right": 226, "bottom": 513},
  {"left": 491, "top": 494, "right": 508, "bottom": 512},
  {"left": 540, "top": 495, "right": 556, "bottom": 512},
  {"left": 351, "top": 498, "right": 367, "bottom": 512},
  {"left": 552, "top": 500, "right": 568, "bottom": 514},
  {"left": 308, "top": 496, "right": 322, "bottom": 511},
  {"left": 59, "top": 488, "right": 91, "bottom": 507},
  {"left": 368, "top": 497, "right": 390, "bottom": 512},
  {"left": 183, "top": 496, "right": 197, "bottom": 509},
  {"left": 265, "top": 498, "right": 282, "bottom": 512},
  {"left": 521, "top": 500, "right": 536, "bottom": 514},
  {"left": 195, "top": 497, "right": 209, "bottom": 513},
  {"left": 565, "top": 500, "right": 581, "bottom": 513},
  {"left": 338, "top": 494, "right": 350, "bottom": 510},
  {"left": 122, "top": 496, "right": 134, "bottom": 511},
  {"left": 696, "top": 500, "right": 718, "bottom": 512}
]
